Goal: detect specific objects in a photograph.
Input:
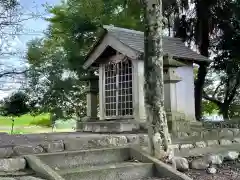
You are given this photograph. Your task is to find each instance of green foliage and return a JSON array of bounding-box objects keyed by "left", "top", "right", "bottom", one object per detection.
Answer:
[
  {"left": 29, "top": 117, "right": 51, "bottom": 127},
  {"left": 24, "top": 0, "right": 240, "bottom": 121},
  {"left": 24, "top": 0, "right": 145, "bottom": 118},
  {"left": 228, "top": 104, "right": 240, "bottom": 118},
  {"left": 2, "top": 92, "right": 30, "bottom": 117},
  {"left": 203, "top": 0, "right": 240, "bottom": 118},
  {"left": 202, "top": 100, "right": 219, "bottom": 115}
]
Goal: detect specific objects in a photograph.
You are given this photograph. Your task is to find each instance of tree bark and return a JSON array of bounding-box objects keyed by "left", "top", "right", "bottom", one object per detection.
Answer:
[
  {"left": 195, "top": 63, "right": 208, "bottom": 120},
  {"left": 141, "top": 0, "right": 172, "bottom": 159},
  {"left": 220, "top": 104, "right": 230, "bottom": 120},
  {"left": 194, "top": 0, "right": 210, "bottom": 121}
]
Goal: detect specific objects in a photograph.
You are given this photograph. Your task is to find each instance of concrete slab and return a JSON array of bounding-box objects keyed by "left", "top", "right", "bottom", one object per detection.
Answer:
[
  {"left": 36, "top": 147, "right": 130, "bottom": 170},
  {"left": 130, "top": 148, "right": 193, "bottom": 180},
  {"left": 77, "top": 120, "right": 140, "bottom": 133},
  {"left": 59, "top": 162, "right": 153, "bottom": 180},
  {"left": 24, "top": 155, "right": 65, "bottom": 180}
]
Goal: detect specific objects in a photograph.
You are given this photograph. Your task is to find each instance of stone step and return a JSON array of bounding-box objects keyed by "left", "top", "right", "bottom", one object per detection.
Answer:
[
  {"left": 36, "top": 147, "right": 130, "bottom": 170},
  {"left": 0, "top": 176, "right": 46, "bottom": 180},
  {"left": 58, "top": 162, "right": 154, "bottom": 180},
  {"left": 139, "top": 178, "right": 171, "bottom": 180}
]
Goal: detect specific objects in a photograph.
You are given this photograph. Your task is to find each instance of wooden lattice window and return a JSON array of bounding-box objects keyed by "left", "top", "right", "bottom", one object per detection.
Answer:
[{"left": 104, "top": 57, "right": 133, "bottom": 118}]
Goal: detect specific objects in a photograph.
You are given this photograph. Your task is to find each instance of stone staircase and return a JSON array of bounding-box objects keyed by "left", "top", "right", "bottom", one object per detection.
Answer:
[
  {"left": 35, "top": 147, "right": 160, "bottom": 180},
  {"left": 29, "top": 147, "right": 191, "bottom": 180},
  {"left": 0, "top": 147, "right": 191, "bottom": 180}
]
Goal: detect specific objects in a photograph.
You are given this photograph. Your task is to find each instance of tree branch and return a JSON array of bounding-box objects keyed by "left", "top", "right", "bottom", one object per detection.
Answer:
[
  {"left": 226, "top": 71, "right": 240, "bottom": 104},
  {"left": 213, "top": 82, "right": 223, "bottom": 98},
  {"left": 0, "top": 69, "right": 28, "bottom": 78}
]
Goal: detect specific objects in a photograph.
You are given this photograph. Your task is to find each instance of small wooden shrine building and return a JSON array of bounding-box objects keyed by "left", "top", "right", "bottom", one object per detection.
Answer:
[{"left": 79, "top": 25, "right": 210, "bottom": 133}]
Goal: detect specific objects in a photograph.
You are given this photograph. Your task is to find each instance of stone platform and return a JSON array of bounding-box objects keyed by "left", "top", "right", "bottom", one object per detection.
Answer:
[{"left": 77, "top": 120, "right": 143, "bottom": 133}]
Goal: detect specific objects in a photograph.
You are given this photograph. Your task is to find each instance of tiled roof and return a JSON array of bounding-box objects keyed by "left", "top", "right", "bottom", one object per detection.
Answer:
[{"left": 103, "top": 25, "right": 210, "bottom": 62}]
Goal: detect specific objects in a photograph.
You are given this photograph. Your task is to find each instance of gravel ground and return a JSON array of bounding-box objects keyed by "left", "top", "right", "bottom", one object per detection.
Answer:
[{"left": 185, "top": 158, "right": 240, "bottom": 180}]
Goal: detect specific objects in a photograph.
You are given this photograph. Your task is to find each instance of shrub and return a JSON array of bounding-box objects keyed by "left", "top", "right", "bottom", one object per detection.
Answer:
[{"left": 29, "top": 117, "right": 51, "bottom": 127}]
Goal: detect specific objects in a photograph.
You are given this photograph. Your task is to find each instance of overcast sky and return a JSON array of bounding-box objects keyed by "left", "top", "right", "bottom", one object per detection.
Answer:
[{"left": 0, "top": 0, "right": 60, "bottom": 99}]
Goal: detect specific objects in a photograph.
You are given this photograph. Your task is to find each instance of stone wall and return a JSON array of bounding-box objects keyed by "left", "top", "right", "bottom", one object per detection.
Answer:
[
  {"left": 0, "top": 133, "right": 143, "bottom": 158},
  {"left": 171, "top": 121, "right": 240, "bottom": 154},
  {"left": 0, "top": 127, "right": 239, "bottom": 159},
  {"left": 173, "top": 120, "right": 240, "bottom": 139}
]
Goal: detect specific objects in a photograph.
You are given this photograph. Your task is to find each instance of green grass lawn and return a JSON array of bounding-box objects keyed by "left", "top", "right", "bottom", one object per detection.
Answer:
[
  {"left": 0, "top": 113, "right": 50, "bottom": 126},
  {"left": 0, "top": 113, "right": 74, "bottom": 134}
]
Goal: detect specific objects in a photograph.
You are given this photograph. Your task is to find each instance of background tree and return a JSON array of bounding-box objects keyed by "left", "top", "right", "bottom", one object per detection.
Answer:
[
  {"left": 203, "top": 0, "right": 240, "bottom": 119},
  {"left": 25, "top": 37, "right": 86, "bottom": 120},
  {"left": 0, "top": 0, "right": 47, "bottom": 93},
  {"left": 24, "top": 0, "right": 145, "bottom": 119},
  {"left": 2, "top": 91, "right": 30, "bottom": 134},
  {"left": 24, "top": 0, "right": 240, "bottom": 125}
]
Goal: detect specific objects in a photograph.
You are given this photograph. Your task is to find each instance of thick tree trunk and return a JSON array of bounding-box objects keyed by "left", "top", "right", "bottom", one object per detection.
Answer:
[
  {"left": 195, "top": 63, "right": 208, "bottom": 120},
  {"left": 221, "top": 104, "right": 230, "bottom": 120},
  {"left": 141, "top": 0, "right": 172, "bottom": 159},
  {"left": 194, "top": 0, "right": 210, "bottom": 121}
]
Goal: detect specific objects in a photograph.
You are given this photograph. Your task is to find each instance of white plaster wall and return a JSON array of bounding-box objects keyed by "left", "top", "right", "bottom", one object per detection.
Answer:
[
  {"left": 175, "top": 64, "right": 196, "bottom": 121},
  {"left": 136, "top": 61, "right": 196, "bottom": 121}
]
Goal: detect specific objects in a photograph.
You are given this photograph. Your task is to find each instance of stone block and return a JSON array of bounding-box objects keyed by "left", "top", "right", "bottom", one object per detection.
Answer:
[
  {"left": 0, "top": 158, "right": 26, "bottom": 172},
  {"left": 231, "top": 128, "right": 240, "bottom": 136},
  {"left": 107, "top": 136, "right": 128, "bottom": 146},
  {"left": 206, "top": 140, "right": 219, "bottom": 146},
  {"left": 219, "top": 139, "right": 232, "bottom": 146},
  {"left": 222, "top": 151, "right": 239, "bottom": 161},
  {"left": 172, "top": 157, "right": 189, "bottom": 172},
  {"left": 64, "top": 139, "right": 89, "bottom": 151},
  {"left": 41, "top": 140, "right": 65, "bottom": 153},
  {"left": 0, "top": 147, "right": 14, "bottom": 158},
  {"left": 126, "top": 135, "right": 140, "bottom": 144},
  {"left": 78, "top": 121, "right": 139, "bottom": 133},
  {"left": 176, "top": 132, "right": 189, "bottom": 138},
  {"left": 139, "top": 135, "right": 149, "bottom": 146},
  {"left": 89, "top": 136, "right": 128, "bottom": 147},
  {"left": 189, "top": 131, "right": 200, "bottom": 137},
  {"left": 18, "top": 176, "right": 45, "bottom": 180},
  {"left": 179, "top": 144, "right": 194, "bottom": 149},
  {"left": 64, "top": 136, "right": 128, "bottom": 151},
  {"left": 202, "top": 130, "right": 219, "bottom": 139},
  {"left": 206, "top": 154, "right": 223, "bottom": 165},
  {"left": 195, "top": 141, "right": 206, "bottom": 148},
  {"left": 219, "top": 129, "right": 234, "bottom": 138},
  {"left": 169, "top": 144, "right": 179, "bottom": 149},
  {"left": 191, "top": 158, "right": 209, "bottom": 170},
  {"left": 233, "top": 137, "right": 240, "bottom": 143},
  {"left": 13, "top": 145, "right": 44, "bottom": 155},
  {"left": 207, "top": 167, "right": 217, "bottom": 174}
]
